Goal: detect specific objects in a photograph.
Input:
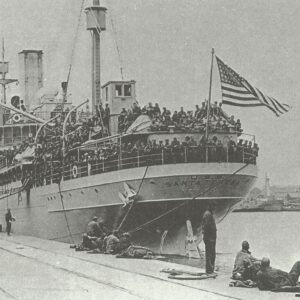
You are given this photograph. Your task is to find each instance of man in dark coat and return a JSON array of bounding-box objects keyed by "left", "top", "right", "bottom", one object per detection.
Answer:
[
  {"left": 86, "top": 216, "right": 101, "bottom": 237},
  {"left": 257, "top": 257, "right": 300, "bottom": 290},
  {"left": 202, "top": 202, "right": 217, "bottom": 274},
  {"left": 5, "top": 208, "right": 15, "bottom": 236}
]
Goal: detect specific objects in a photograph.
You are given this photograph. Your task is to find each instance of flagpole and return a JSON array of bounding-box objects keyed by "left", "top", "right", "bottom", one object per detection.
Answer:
[{"left": 205, "top": 48, "right": 214, "bottom": 140}]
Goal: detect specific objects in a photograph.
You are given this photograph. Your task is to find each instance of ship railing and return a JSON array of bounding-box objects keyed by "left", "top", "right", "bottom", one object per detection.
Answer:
[
  {"left": 31, "top": 146, "right": 257, "bottom": 185},
  {"left": 60, "top": 153, "right": 164, "bottom": 181},
  {"left": 59, "top": 147, "right": 256, "bottom": 181}
]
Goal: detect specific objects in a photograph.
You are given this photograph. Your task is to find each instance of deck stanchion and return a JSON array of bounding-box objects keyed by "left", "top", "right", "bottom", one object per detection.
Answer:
[{"left": 226, "top": 147, "right": 229, "bottom": 162}]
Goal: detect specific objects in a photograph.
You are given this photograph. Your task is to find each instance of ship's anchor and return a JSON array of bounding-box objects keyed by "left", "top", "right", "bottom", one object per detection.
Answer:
[
  {"left": 160, "top": 230, "right": 168, "bottom": 255},
  {"left": 118, "top": 183, "right": 136, "bottom": 208},
  {"left": 185, "top": 220, "right": 202, "bottom": 258}
]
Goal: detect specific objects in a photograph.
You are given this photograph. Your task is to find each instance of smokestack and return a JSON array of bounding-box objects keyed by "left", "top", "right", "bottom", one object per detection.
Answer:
[
  {"left": 85, "top": 2, "right": 106, "bottom": 115},
  {"left": 18, "top": 50, "right": 43, "bottom": 111}
]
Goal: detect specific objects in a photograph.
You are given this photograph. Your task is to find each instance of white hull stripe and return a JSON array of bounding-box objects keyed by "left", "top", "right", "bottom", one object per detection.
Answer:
[{"left": 48, "top": 196, "right": 244, "bottom": 213}]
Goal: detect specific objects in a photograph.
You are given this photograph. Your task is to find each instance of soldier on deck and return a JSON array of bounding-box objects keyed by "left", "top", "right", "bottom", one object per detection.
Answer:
[
  {"left": 202, "top": 202, "right": 217, "bottom": 274},
  {"left": 194, "top": 105, "right": 200, "bottom": 119},
  {"left": 198, "top": 102, "right": 207, "bottom": 119}
]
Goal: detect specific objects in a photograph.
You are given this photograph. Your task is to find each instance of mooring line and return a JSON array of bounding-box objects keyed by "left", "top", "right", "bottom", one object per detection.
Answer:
[{"left": 58, "top": 182, "right": 74, "bottom": 244}]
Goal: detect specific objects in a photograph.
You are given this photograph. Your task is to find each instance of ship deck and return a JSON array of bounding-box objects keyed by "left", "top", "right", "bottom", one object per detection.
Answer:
[{"left": 0, "top": 234, "right": 293, "bottom": 300}]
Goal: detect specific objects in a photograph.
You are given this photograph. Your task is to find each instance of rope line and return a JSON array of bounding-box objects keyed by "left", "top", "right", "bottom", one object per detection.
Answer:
[
  {"left": 117, "top": 164, "right": 149, "bottom": 231},
  {"left": 0, "top": 178, "right": 30, "bottom": 203},
  {"left": 110, "top": 15, "right": 124, "bottom": 80},
  {"left": 65, "top": 0, "right": 85, "bottom": 100},
  {"left": 58, "top": 182, "right": 74, "bottom": 244}
]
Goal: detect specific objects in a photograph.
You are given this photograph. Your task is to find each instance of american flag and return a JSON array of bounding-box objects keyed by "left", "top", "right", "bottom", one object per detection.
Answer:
[{"left": 216, "top": 56, "right": 290, "bottom": 116}]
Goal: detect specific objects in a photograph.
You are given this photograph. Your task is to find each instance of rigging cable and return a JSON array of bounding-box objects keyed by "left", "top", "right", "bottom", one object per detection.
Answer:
[
  {"left": 58, "top": 182, "right": 74, "bottom": 244},
  {"left": 109, "top": 12, "right": 124, "bottom": 80},
  {"left": 92, "top": 1, "right": 125, "bottom": 80},
  {"left": 65, "top": 0, "right": 86, "bottom": 93},
  {"left": 117, "top": 164, "right": 149, "bottom": 231}
]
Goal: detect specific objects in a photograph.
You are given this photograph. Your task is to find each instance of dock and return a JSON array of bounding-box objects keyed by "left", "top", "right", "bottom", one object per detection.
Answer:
[{"left": 0, "top": 234, "right": 293, "bottom": 300}]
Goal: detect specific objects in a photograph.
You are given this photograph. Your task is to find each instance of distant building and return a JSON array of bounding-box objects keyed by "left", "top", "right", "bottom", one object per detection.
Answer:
[{"left": 287, "top": 192, "right": 300, "bottom": 204}]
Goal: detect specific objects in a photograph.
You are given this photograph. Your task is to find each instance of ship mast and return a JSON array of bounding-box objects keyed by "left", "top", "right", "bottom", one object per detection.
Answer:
[
  {"left": 205, "top": 48, "right": 215, "bottom": 140},
  {"left": 1, "top": 38, "right": 5, "bottom": 103},
  {"left": 85, "top": 0, "right": 107, "bottom": 115},
  {"left": 0, "top": 39, "right": 18, "bottom": 104}
]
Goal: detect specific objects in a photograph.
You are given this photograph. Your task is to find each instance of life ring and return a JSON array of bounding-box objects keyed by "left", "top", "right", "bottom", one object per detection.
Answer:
[
  {"left": 72, "top": 165, "right": 78, "bottom": 178},
  {"left": 13, "top": 114, "right": 21, "bottom": 123}
]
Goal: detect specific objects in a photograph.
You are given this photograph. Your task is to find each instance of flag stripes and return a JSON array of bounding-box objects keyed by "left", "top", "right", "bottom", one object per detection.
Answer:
[{"left": 216, "top": 56, "right": 290, "bottom": 116}]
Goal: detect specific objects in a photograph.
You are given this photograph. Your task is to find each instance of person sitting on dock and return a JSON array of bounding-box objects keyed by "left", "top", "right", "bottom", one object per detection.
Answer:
[
  {"left": 104, "top": 230, "right": 120, "bottom": 254},
  {"left": 86, "top": 216, "right": 102, "bottom": 238},
  {"left": 114, "top": 232, "right": 132, "bottom": 254},
  {"left": 232, "top": 241, "right": 261, "bottom": 281},
  {"left": 257, "top": 257, "right": 300, "bottom": 291},
  {"left": 81, "top": 233, "right": 98, "bottom": 250}
]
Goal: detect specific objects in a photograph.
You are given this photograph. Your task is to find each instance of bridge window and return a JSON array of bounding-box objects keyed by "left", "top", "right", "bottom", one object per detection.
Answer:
[
  {"left": 124, "top": 84, "right": 131, "bottom": 96},
  {"left": 115, "top": 85, "right": 122, "bottom": 96}
]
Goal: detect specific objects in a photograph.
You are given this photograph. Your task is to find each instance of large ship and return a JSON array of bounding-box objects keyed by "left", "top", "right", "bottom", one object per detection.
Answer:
[{"left": 0, "top": 1, "right": 257, "bottom": 255}]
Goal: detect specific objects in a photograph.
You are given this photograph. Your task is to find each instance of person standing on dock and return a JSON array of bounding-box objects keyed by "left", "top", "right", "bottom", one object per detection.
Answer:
[
  {"left": 202, "top": 202, "right": 217, "bottom": 274},
  {"left": 5, "top": 208, "right": 15, "bottom": 236}
]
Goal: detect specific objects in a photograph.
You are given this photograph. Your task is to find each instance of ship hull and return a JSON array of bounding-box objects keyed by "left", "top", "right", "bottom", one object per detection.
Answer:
[{"left": 0, "top": 162, "right": 257, "bottom": 255}]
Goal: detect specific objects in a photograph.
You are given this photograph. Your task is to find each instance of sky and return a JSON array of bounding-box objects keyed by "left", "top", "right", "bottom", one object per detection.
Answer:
[{"left": 0, "top": 0, "right": 299, "bottom": 187}]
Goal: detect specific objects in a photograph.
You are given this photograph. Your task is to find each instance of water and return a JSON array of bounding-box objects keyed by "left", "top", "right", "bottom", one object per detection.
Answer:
[
  {"left": 217, "top": 212, "right": 300, "bottom": 271},
  {"left": 167, "top": 212, "right": 300, "bottom": 272}
]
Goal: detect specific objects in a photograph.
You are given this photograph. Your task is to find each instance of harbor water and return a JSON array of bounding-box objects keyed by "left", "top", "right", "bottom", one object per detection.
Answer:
[
  {"left": 160, "top": 211, "right": 299, "bottom": 273},
  {"left": 217, "top": 211, "right": 300, "bottom": 271}
]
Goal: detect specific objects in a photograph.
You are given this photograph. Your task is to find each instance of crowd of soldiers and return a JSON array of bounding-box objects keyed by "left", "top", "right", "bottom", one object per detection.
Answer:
[
  {"left": 27, "top": 131, "right": 259, "bottom": 186},
  {"left": 0, "top": 133, "right": 35, "bottom": 168},
  {"left": 118, "top": 101, "right": 243, "bottom": 134},
  {"left": 0, "top": 146, "right": 24, "bottom": 168},
  {"left": 0, "top": 99, "right": 258, "bottom": 187},
  {"left": 58, "top": 134, "right": 259, "bottom": 182},
  {"left": 63, "top": 103, "right": 110, "bottom": 151},
  {"left": 34, "top": 107, "right": 110, "bottom": 164}
]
